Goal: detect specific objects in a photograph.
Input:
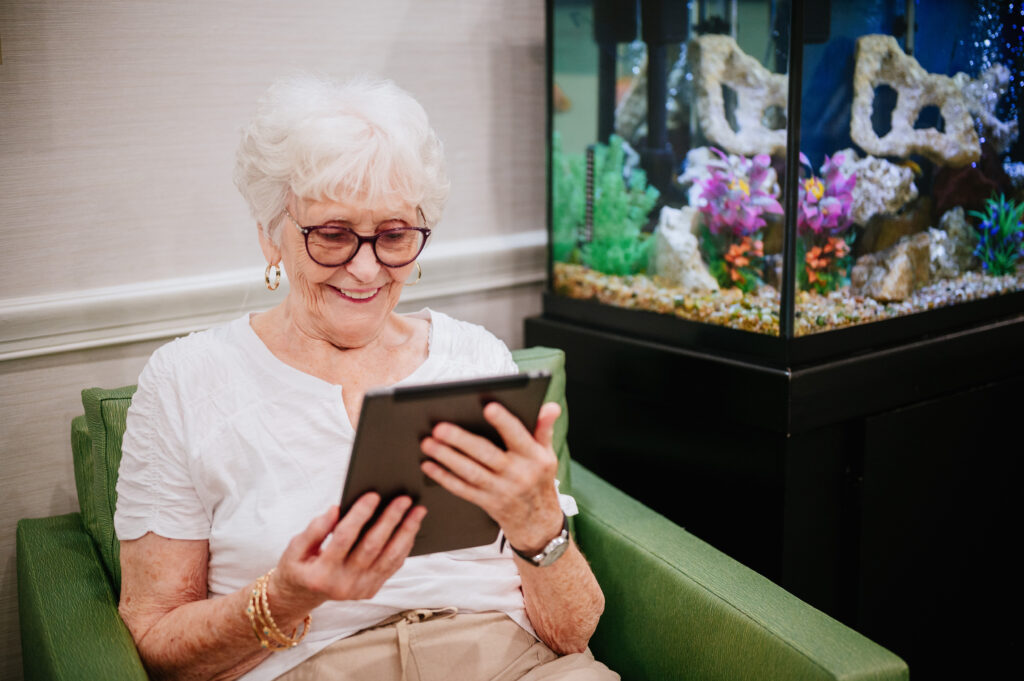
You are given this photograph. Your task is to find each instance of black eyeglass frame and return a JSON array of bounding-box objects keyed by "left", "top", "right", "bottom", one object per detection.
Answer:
[{"left": 283, "top": 208, "right": 431, "bottom": 268}]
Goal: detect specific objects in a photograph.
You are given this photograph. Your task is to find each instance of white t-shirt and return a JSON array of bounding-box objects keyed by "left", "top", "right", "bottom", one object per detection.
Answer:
[{"left": 114, "top": 310, "right": 577, "bottom": 681}]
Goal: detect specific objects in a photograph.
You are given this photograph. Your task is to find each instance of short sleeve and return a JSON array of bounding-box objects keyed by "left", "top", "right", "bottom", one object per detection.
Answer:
[
  {"left": 465, "top": 317, "right": 517, "bottom": 376},
  {"left": 498, "top": 345, "right": 518, "bottom": 376},
  {"left": 425, "top": 310, "right": 519, "bottom": 378},
  {"left": 114, "top": 345, "right": 211, "bottom": 541}
]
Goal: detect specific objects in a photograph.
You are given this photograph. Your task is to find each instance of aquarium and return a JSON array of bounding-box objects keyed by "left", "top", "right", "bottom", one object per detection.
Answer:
[{"left": 546, "top": 0, "right": 1024, "bottom": 363}]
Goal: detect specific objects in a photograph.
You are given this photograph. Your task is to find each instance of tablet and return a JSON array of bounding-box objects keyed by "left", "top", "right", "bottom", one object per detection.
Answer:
[{"left": 340, "top": 370, "right": 552, "bottom": 557}]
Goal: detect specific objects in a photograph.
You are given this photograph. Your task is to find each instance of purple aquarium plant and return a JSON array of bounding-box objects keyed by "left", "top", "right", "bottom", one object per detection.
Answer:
[
  {"left": 796, "top": 152, "right": 858, "bottom": 293},
  {"left": 796, "top": 152, "right": 856, "bottom": 237},
  {"left": 696, "top": 149, "right": 782, "bottom": 292},
  {"left": 697, "top": 149, "right": 783, "bottom": 237}
]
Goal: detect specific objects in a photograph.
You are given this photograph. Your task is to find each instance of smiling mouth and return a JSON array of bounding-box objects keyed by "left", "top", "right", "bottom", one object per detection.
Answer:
[{"left": 331, "top": 286, "right": 381, "bottom": 302}]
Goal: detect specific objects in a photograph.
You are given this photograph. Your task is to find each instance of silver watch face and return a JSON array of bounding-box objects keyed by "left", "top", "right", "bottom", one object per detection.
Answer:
[{"left": 534, "top": 533, "right": 570, "bottom": 567}]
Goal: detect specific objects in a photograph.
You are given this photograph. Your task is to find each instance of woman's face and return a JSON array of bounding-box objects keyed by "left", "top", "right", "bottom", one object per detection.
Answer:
[{"left": 261, "top": 194, "right": 422, "bottom": 349}]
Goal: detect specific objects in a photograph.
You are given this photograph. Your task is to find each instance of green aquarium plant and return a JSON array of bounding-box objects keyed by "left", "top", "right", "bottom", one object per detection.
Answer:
[
  {"left": 550, "top": 133, "right": 660, "bottom": 275},
  {"left": 551, "top": 132, "right": 585, "bottom": 264},
  {"left": 969, "top": 193, "right": 1024, "bottom": 276}
]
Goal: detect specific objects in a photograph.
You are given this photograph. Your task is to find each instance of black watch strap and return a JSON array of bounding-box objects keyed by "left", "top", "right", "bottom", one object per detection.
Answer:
[{"left": 507, "top": 512, "right": 570, "bottom": 567}]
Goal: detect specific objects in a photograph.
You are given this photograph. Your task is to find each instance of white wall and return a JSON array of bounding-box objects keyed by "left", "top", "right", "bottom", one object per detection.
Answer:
[{"left": 0, "top": 2, "right": 547, "bottom": 676}]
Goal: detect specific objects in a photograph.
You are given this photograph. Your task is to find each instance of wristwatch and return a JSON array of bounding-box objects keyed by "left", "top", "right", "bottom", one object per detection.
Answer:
[{"left": 508, "top": 512, "right": 570, "bottom": 567}]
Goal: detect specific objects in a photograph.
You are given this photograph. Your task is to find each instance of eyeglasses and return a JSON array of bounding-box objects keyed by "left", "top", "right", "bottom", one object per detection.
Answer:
[{"left": 283, "top": 209, "right": 431, "bottom": 268}]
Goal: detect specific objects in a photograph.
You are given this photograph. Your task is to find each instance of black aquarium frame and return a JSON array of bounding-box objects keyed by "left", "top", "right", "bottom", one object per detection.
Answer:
[{"left": 543, "top": 0, "right": 1024, "bottom": 368}]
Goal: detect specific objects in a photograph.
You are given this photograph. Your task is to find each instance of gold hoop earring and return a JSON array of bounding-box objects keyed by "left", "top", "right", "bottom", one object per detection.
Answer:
[
  {"left": 405, "top": 261, "right": 422, "bottom": 286},
  {"left": 265, "top": 263, "right": 281, "bottom": 291}
]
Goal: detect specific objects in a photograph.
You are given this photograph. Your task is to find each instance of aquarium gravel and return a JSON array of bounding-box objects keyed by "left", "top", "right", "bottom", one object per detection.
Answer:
[{"left": 553, "top": 263, "right": 1024, "bottom": 337}]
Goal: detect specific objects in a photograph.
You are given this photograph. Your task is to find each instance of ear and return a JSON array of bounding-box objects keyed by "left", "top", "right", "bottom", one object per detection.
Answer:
[{"left": 258, "top": 224, "right": 282, "bottom": 265}]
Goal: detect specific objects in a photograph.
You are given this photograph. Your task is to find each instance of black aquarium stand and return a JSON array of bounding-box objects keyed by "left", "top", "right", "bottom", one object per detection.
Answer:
[{"left": 526, "top": 305, "right": 1024, "bottom": 678}]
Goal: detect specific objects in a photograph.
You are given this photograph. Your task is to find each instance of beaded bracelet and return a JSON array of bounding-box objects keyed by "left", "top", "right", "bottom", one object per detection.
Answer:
[{"left": 245, "top": 569, "right": 312, "bottom": 650}]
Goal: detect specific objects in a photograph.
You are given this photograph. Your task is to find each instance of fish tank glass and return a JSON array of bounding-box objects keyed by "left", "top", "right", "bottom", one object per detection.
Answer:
[{"left": 546, "top": 0, "right": 1024, "bottom": 363}]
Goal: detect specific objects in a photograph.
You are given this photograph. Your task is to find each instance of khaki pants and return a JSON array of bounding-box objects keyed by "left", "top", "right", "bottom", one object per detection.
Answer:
[{"left": 276, "top": 609, "right": 619, "bottom": 681}]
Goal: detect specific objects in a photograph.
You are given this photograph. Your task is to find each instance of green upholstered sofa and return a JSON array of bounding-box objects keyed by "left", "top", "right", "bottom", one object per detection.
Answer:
[{"left": 17, "top": 347, "right": 908, "bottom": 681}]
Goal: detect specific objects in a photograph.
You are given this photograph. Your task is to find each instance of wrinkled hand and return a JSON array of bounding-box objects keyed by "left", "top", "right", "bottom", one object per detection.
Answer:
[
  {"left": 420, "top": 401, "right": 564, "bottom": 553},
  {"left": 270, "top": 494, "right": 426, "bottom": 616}
]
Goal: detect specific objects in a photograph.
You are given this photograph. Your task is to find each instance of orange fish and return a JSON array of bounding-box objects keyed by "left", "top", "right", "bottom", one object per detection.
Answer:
[{"left": 553, "top": 83, "right": 572, "bottom": 113}]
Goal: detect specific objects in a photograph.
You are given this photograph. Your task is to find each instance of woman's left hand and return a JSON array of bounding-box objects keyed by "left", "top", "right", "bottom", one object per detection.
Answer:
[{"left": 420, "top": 401, "right": 565, "bottom": 552}]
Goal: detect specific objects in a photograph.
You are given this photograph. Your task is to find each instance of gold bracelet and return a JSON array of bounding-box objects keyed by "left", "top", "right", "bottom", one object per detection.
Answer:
[
  {"left": 246, "top": 580, "right": 289, "bottom": 650},
  {"left": 259, "top": 570, "right": 311, "bottom": 647},
  {"left": 245, "top": 570, "right": 311, "bottom": 650}
]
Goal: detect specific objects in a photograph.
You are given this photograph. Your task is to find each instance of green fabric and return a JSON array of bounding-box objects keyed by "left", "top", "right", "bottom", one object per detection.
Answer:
[
  {"left": 16, "top": 513, "right": 147, "bottom": 681},
  {"left": 70, "top": 415, "right": 93, "bottom": 538},
  {"left": 510, "top": 346, "right": 575, "bottom": 536},
  {"left": 510, "top": 346, "right": 573, "bottom": 492},
  {"left": 572, "top": 462, "right": 908, "bottom": 681},
  {"left": 79, "top": 385, "right": 136, "bottom": 593}
]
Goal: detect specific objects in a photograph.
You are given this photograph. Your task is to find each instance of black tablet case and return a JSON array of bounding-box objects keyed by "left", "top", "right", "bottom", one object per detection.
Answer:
[{"left": 340, "top": 371, "right": 551, "bottom": 556}]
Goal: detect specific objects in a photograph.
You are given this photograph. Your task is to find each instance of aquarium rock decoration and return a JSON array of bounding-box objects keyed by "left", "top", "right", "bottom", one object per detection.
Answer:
[
  {"left": 832, "top": 148, "right": 918, "bottom": 226},
  {"left": 859, "top": 197, "right": 934, "bottom": 255},
  {"left": 652, "top": 206, "right": 720, "bottom": 294},
  {"left": 930, "top": 207, "right": 980, "bottom": 279},
  {"left": 691, "top": 35, "right": 788, "bottom": 157},
  {"left": 851, "top": 231, "right": 933, "bottom": 302},
  {"left": 851, "top": 35, "right": 980, "bottom": 167},
  {"left": 955, "top": 63, "right": 1019, "bottom": 157},
  {"left": 969, "top": 193, "right": 1024, "bottom": 276},
  {"left": 852, "top": 208, "right": 985, "bottom": 302}
]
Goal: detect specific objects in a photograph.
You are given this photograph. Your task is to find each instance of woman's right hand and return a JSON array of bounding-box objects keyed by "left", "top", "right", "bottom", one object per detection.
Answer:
[{"left": 269, "top": 493, "right": 427, "bottom": 616}]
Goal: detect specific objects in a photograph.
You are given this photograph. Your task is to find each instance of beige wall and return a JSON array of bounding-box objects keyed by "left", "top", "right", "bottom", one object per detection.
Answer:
[{"left": 0, "top": 1, "right": 547, "bottom": 676}]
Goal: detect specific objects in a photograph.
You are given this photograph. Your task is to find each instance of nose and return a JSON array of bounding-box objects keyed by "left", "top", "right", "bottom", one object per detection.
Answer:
[{"left": 344, "top": 239, "right": 383, "bottom": 282}]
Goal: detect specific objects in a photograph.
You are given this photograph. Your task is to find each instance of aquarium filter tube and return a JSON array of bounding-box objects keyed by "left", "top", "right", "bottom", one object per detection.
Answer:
[
  {"left": 593, "top": 0, "right": 638, "bottom": 143},
  {"left": 584, "top": 145, "right": 595, "bottom": 245},
  {"left": 640, "top": 0, "right": 688, "bottom": 191}
]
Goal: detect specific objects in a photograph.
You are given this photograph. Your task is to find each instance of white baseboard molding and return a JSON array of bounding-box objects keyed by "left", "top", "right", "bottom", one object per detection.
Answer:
[{"left": 0, "top": 230, "right": 547, "bottom": 361}]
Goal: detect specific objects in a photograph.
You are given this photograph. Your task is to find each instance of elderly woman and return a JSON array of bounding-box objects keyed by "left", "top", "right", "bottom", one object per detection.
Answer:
[{"left": 113, "top": 75, "right": 615, "bottom": 681}]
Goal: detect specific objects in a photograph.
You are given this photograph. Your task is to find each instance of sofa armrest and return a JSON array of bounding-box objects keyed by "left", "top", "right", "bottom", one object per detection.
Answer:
[
  {"left": 17, "top": 513, "right": 148, "bottom": 681},
  {"left": 571, "top": 462, "right": 908, "bottom": 681}
]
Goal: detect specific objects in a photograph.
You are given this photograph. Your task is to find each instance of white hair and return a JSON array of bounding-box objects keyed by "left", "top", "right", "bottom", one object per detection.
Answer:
[{"left": 234, "top": 74, "right": 450, "bottom": 244}]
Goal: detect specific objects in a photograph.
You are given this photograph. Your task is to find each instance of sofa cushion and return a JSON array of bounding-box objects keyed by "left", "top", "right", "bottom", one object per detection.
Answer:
[
  {"left": 79, "top": 386, "right": 136, "bottom": 590},
  {"left": 507, "top": 346, "right": 572, "bottom": 495},
  {"left": 74, "top": 347, "right": 570, "bottom": 593}
]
